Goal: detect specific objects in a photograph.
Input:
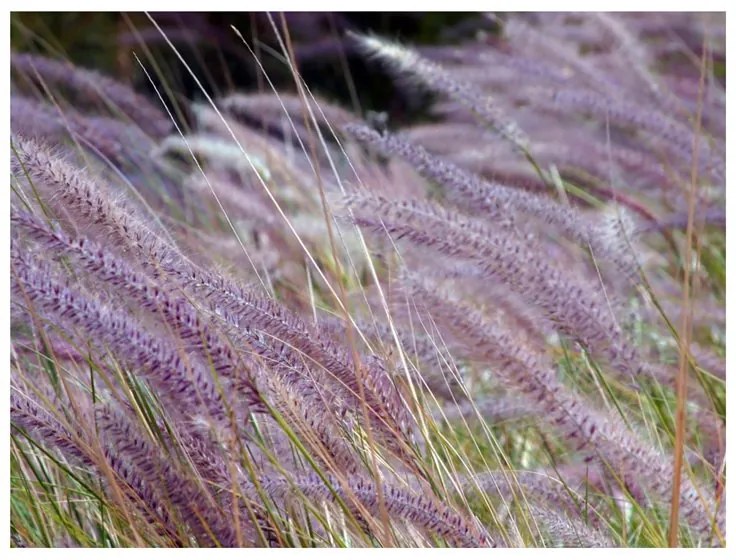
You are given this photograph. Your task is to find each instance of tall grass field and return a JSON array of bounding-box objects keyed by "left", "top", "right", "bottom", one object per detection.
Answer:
[{"left": 9, "top": 12, "right": 726, "bottom": 548}]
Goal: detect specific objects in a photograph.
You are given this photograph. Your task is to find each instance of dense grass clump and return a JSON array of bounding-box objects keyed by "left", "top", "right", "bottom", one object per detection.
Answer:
[{"left": 10, "top": 12, "right": 725, "bottom": 547}]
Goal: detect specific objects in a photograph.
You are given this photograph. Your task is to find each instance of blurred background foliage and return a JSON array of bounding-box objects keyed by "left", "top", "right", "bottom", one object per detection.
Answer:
[{"left": 11, "top": 12, "right": 494, "bottom": 125}]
